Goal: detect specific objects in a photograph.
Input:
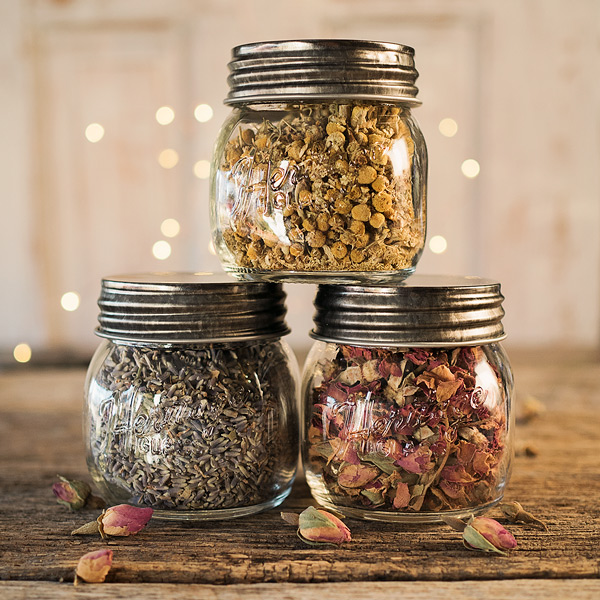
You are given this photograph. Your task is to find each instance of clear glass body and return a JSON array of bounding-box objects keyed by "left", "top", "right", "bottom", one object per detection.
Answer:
[
  {"left": 84, "top": 338, "right": 299, "bottom": 520},
  {"left": 302, "top": 341, "right": 513, "bottom": 522},
  {"left": 210, "top": 101, "right": 427, "bottom": 283}
]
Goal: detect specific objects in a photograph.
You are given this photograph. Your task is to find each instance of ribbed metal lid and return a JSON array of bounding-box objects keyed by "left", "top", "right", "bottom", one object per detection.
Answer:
[
  {"left": 311, "top": 275, "right": 506, "bottom": 347},
  {"left": 95, "top": 272, "right": 290, "bottom": 343},
  {"left": 225, "top": 39, "right": 421, "bottom": 106}
]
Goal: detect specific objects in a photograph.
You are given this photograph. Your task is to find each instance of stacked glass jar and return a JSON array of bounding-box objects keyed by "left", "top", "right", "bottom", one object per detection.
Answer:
[
  {"left": 209, "top": 39, "right": 514, "bottom": 522},
  {"left": 85, "top": 274, "right": 299, "bottom": 520},
  {"left": 86, "top": 40, "right": 513, "bottom": 522}
]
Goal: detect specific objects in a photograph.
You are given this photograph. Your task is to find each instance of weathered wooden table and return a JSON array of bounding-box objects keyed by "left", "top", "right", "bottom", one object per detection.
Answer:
[{"left": 1, "top": 350, "right": 599, "bottom": 599}]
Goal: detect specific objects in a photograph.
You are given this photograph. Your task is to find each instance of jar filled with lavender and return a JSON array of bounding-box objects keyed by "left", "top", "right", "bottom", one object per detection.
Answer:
[
  {"left": 84, "top": 273, "right": 299, "bottom": 519},
  {"left": 302, "top": 276, "right": 514, "bottom": 522}
]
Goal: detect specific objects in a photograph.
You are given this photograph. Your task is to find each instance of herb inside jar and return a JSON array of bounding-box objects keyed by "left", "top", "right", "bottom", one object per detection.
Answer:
[
  {"left": 87, "top": 342, "right": 298, "bottom": 511},
  {"left": 304, "top": 345, "right": 508, "bottom": 513},
  {"left": 217, "top": 102, "right": 425, "bottom": 272}
]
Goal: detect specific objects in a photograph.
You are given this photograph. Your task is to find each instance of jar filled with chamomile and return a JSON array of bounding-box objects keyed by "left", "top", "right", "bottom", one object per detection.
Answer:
[
  {"left": 84, "top": 273, "right": 299, "bottom": 520},
  {"left": 302, "top": 276, "right": 514, "bottom": 522},
  {"left": 210, "top": 39, "right": 427, "bottom": 283}
]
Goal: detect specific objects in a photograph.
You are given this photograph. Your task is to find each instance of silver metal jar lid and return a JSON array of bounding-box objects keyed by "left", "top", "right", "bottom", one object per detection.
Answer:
[
  {"left": 96, "top": 272, "right": 290, "bottom": 343},
  {"left": 225, "top": 39, "right": 421, "bottom": 106},
  {"left": 310, "top": 275, "right": 506, "bottom": 347}
]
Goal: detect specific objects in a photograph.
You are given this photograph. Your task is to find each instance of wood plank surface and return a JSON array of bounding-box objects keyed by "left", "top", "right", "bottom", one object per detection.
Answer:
[
  {"left": 0, "top": 350, "right": 599, "bottom": 595},
  {"left": 1, "top": 579, "right": 600, "bottom": 600}
]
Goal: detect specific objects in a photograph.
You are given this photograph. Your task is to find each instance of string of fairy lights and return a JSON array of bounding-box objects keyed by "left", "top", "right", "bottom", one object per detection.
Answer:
[{"left": 12, "top": 112, "right": 479, "bottom": 364}]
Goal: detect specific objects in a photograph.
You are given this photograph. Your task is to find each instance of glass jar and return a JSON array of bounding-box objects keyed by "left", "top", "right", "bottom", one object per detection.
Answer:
[
  {"left": 210, "top": 40, "right": 427, "bottom": 283},
  {"left": 84, "top": 273, "right": 299, "bottom": 520},
  {"left": 302, "top": 276, "right": 514, "bottom": 522}
]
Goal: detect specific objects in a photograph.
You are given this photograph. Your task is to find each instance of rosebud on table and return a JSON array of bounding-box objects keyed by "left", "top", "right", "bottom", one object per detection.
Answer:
[
  {"left": 75, "top": 548, "right": 113, "bottom": 584},
  {"left": 100, "top": 504, "right": 154, "bottom": 536},
  {"left": 52, "top": 476, "right": 91, "bottom": 511},
  {"left": 442, "top": 515, "right": 517, "bottom": 555},
  {"left": 72, "top": 504, "right": 153, "bottom": 538},
  {"left": 298, "top": 506, "right": 351, "bottom": 545},
  {"left": 464, "top": 516, "right": 517, "bottom": 554}
]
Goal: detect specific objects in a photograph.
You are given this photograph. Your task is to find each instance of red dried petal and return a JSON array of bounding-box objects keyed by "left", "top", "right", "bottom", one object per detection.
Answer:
[
  {"left": 395, "top": 445, "right": 434, "bottom": 474},
  {"left": 393, "top": 482, "right": 410, "bottom": 508},
  {"left": 405, "top": 349, "right": 430, "bottom": 365}
]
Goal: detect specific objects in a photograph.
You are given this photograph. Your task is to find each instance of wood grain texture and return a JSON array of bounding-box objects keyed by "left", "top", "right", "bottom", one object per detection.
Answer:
[
  {"left": 1, "top": 579, "right": 600, "bottom": 600},
  {"left": 0, "top": 351, "right": 599, "bottom": 595}
]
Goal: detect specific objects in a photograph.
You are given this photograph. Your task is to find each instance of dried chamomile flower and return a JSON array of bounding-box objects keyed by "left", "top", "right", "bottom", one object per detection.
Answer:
[{"left": 219, "top": 102, "right": 424, "bottom": 273}]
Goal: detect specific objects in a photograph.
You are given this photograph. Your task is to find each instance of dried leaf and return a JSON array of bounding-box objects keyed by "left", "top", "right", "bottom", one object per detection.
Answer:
[
  {"left": 280, "top": 512, "right": 300, "bottom": 527},
  {"left": 71, "top": 521, "right": 100, "bottom": 536}
]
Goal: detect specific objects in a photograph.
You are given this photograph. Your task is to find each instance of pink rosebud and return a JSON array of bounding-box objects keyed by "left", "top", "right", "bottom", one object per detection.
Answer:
[
  {"left": 100, "top": 504, "right": 153, "bottom": 536},
  {"left": 52, "top": 476, "right": 91, "bottom": 510},
  {"left": 75, "top": 548, "right": 113, "bottom": 583},
  {"left": 464, "top": 517, "right": 517, "bottom": 555},
  {"left": 298, "top": 506, "right": 351, "bottom": 545}
]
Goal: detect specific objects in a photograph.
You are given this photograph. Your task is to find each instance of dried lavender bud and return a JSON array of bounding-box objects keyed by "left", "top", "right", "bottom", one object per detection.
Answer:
[{"left": 86, "top": 341, "right": 298, "bottom": 512}]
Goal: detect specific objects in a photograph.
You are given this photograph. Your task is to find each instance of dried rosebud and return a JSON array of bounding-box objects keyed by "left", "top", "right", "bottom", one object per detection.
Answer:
[
  {"left": 75, "top": 548, "right": 113, "bottom": 584},
  {"left": 100, "top": 504, "right": 153, "bottom": 537},
  {"left": 297, "top": 506, "right": 351, "bottom": 545},
  {"left": 52, "top": 475, "right": 91, "bottom": 510},
  {"left": 463, "top": 517, "right": 517, "bottom": 555},
  {"left": 498, "top": 501, "right": 548, "bottom": 531}
]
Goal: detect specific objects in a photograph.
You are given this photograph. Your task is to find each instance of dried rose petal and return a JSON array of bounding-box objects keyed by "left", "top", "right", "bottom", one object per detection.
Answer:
[
  {"left": 337, "top": 464, "right": 379, "bottom": 488},
  {"left": 298, "top": 506, "right": 351, "bottom": 545},
  {"left": 75, "top": 548, "right": 113, "bottom": 583},
  {"left": 440, "top": 464, "right": 477, "bottom": 483},
  {"left": 393, "top": 482, "right": 410, "bottom": 509},
  {"left": 330, "top": 439, "right": 360, "bottom": 465},
  {"left": 464, "top": 517, "right": 517, "bottom": 555},
  {"left": 455, "top": 441, "right": 477, "bottom": 465},
  {"left": 395, "top": 445, "right": 434, "bottom": 474},
  {"left": 436, "top": 379, "right": 463, "bottom": 403},
  {"left": 472, "top": 451, "right": 494, "bottom": 475},
  {"left": 100, "top": 504, "right": 153, "bottom": 536},
  {"left": 52, "top": 476, "right": 91, "bottom": 510}
]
